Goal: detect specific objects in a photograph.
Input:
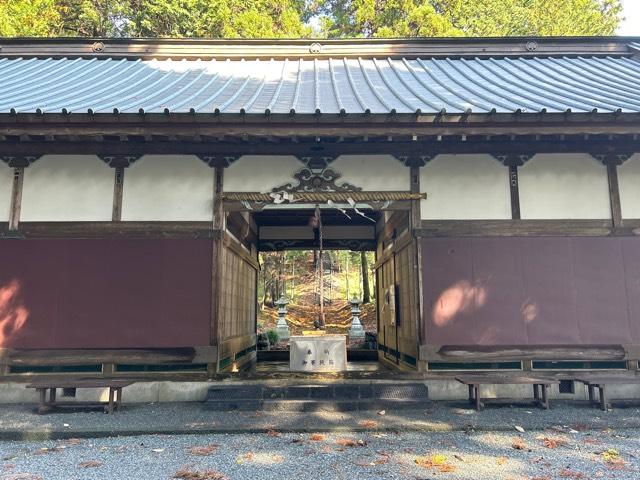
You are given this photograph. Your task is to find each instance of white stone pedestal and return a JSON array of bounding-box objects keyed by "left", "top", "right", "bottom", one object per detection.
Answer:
[{"left": 289, "top": 335, "right": 347, "bottom": 372}]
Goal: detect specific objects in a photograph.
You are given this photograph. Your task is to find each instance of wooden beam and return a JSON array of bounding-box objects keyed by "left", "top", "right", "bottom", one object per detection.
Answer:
[
  {"left": 0, "top": 221, "right": 219, "bottom": 239},
  {"left": 2, "top": 120, "right": 640, "bottom": 143},
  {"left": 420, "top": 344, "right": 626, "bottom": 362},
  {"left": 416, "top": 219, "right": 640, "bottom": 237}
]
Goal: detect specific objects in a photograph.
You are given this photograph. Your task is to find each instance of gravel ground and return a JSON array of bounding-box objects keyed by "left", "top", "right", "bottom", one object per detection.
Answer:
[
  {"left": 1, "top": 428, "right": 639, "bottom": 480},
  {"left": 3, "top": 401, "right": 640, "bottom": 439}
]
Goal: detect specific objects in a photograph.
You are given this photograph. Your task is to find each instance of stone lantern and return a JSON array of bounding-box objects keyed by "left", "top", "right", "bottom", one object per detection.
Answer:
[
  {"left": 348, "top": 297, "right": 365, "bottom": 339},
  {"left": 274, "top": 295, "right": 290, "bottom": 341}
]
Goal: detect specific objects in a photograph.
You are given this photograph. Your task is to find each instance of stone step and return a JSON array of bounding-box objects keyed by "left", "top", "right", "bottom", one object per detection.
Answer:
[{"left": 203, "top": 382, "right": 429, "bottom": 411}]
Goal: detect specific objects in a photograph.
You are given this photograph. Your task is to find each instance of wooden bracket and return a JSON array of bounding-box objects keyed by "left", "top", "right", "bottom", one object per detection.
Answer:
[
  {"left": 295, "top": 155, "right": 336, "bottom": 170},
  {"left": 0, "top": 155, "right": 42, "bottom": 168},
  {"left": 198, "top": 155, "right": 239, "bottom": 168},
  {"left": 490, "top": 153, "right": 532, "bottom": 167},
  {"left": 589, "top": 152, "right": 632, "bottom": 166},
  {"left": 98, "top": 154, "right": 142, "bottom": 168},
  {"left": 395, "top": 155, "right": 434, "bottom": 167}
]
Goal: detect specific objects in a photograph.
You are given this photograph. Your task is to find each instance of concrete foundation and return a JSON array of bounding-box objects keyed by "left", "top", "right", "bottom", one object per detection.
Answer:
[{"left": 2, "top": 379, "right": 640, "bottom": 404}]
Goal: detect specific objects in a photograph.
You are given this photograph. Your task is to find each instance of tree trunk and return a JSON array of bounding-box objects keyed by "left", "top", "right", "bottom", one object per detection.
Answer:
[{"left": 361, "top": 251, "right": 371, "bottom": 304}]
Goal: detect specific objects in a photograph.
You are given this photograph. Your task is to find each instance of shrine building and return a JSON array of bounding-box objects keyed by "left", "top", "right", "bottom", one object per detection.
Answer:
[{"left": 1, "top": 36, "right": 640, "bottom": 401}]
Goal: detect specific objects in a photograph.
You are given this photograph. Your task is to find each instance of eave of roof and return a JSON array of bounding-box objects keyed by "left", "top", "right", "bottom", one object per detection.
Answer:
[{"left": 0, "top": 36, "right": 639, "bottom": 60}]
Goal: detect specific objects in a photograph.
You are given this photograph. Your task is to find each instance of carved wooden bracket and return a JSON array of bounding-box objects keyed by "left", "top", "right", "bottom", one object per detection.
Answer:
[
  {"left": 590, "top": 152, "right": 633, "bottom": 166},
  {"left": 295, "top": 155, "right": 336, "bottom": 170},
  {"left": 273, "top": 168, "right": 361, "bottom": 193},
  {"left": 0, "top": 155, "right": 42, "bottom": 168},
  {"left": 197, "top": 155, "right": 240, "bottom": 168},
  {"left": 98, "top": 154, "right": 142, "bottom": 168},
  {"left": 491, "top": 153, "right": 533, "bottom": 167},
  {"left": 395, "top": 155, "right": 434, "bottom": 167}
]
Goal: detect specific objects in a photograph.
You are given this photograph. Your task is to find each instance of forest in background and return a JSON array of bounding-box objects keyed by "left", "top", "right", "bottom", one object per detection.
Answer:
[
  {"left": 257, "top": 250, "right": 377, "bottom": 338},
  {"left": 0, "top": 0, "right": 623, "bottom": 38}
]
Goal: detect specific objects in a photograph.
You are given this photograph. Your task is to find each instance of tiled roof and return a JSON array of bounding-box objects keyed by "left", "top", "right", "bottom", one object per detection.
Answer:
[{"left": 1, "top": 54, "right": 640, "bottom": 115}]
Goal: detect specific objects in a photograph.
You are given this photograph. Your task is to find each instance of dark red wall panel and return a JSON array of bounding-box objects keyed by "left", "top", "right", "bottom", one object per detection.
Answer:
[
  {"left": 0, "top": 239, "right": 212, "bottom": 349},
  {"left": 422, "top": 236, "right": 640, "bottom": 346}
]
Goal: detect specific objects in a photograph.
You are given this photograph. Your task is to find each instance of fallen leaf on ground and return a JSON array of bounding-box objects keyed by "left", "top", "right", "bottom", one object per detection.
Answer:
[
  {"left": 415, "top": 454, "right": 456, "bottom": 473},
  {"left": 188, "top": 444, "right": 219, "bottom": 456},
  {"left": 309, "top": 434, "right": 325, "bottom": 441},
  {"left": 542, "top": 437, "right": 567, "bottom": 449},
  {"left": 62, "top": 438, "right": 82, "bottom": 446},
  {"left": 496, "top": 457, "right": 508, "bottom": 465},
  {"left": 34, "top": 447, "right": 63, "bottom": 455},
  {"left": 515, "top": 426, "right": 525, "bottom": 433},
  {"left": 78, "top": 461, "right": 102, "bottom": 468},
  {"left": 359, "top": 420, "right": 378, "bottom": 428},
  {"left": 377, "top": 410, "right": 386, "bottom": 416},
  {"left": 151, "top": 448, "right": 165, "bottom": 453},
  {"left": 266, "top": 429, "right": 281, "bottom": 437},
  {"left": 511, "top": 438, "right": 527, "bottom": 450},
  {"left": 558, "top": 468, "right": 586, "bottom": 478},
  {"left": 174, "top": 469, "right": 229, "bottom": 480},
  {"left": 336, "top": 438, "right": 367, "bottom": 447}
]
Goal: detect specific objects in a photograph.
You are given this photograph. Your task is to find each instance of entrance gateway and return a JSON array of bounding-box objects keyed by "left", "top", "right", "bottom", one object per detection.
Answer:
[{"left": 1, "top": 37, "right": 640, "bottom": 402}]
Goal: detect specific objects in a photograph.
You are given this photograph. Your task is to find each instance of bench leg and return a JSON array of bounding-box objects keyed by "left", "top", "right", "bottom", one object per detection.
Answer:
[
  {"left": 49, "top": 387, "right": 56, "bottom": 406},
  {"left": 37, "top": 388, "right": 47, "bottom": 414},
  {"left": 474, "top": 384, "right": 481, "bottom": 411},
  {"left": 468, "top": 384, "right": 475, "bottom": 404},
  {"left": 533, "top": 384, "right": 540, "bottom": 401},
  {"left": 599, "top": 386, "right": 608, "bottom": 411},
  {"left": 541, "top": 384, "right": 550, "bottom": 410},
  {"left": 588, "top": 385, "right": 595, "bottom": 403},
  {"left": 107, "top": 387, "right": 115, "bottom": 415},
  {"left": 116, "top": 387, "right": 123, "bottom": 412}
]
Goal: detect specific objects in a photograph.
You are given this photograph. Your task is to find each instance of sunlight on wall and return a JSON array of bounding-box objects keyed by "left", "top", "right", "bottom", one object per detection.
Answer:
[
  {"left": 432, "top": 280, "right": 488, "bottom": 327},
  {"left": 0, "top": 279, "right": 29, "bottom": 347}
]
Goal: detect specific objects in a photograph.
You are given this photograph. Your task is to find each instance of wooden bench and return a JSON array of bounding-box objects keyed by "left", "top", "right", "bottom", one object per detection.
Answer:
[
  {"left": 576, "top": 376, "right": 640, "bottom": 411},
  {"left": 455, "top": 375, "right": 560, "bottom": 411},
  {"left": 27, "top": 380, "right": 133, "bottom": 414}
]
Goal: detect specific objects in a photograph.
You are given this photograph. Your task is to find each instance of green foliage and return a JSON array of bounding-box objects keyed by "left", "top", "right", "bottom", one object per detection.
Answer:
[
  {"left": 266, "top": 329, "right": 279, "bottom": 345},
  {"left": 0, "top": 0, "right": 623, "bottom": 38},
  {"left": 317, "top": 0, "right": 622, "bottom": 38}
]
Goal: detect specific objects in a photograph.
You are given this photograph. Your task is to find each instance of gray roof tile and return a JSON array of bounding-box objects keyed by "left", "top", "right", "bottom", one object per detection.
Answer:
[{"left": 1, "top": 56, "right": 639, "bottom": 115}]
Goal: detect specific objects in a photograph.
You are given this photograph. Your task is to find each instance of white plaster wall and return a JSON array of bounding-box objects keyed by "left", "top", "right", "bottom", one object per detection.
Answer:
[
  {"left": 519, "top": 154, "right": 611, "bottom": 219},
  {"left": 225, "top": 156, "right": 303, "bottom": 192},
  {"left": 420, "top": 154, "right": 511, "bottom": 220},
  {"left": 0, "top": 163, "right": 12, "bottom": 222},
  {"left": 331, "top": 155, "right": 409, "bottom": 191},
  {"left": 21, "top": 155, "right": 114, "bottom": 221},
  {"left": 619, "top": 153, "right": 640, "bottom": 219},
  {"left": 121, "top": 155, "right": 213, "bottom": 221}
]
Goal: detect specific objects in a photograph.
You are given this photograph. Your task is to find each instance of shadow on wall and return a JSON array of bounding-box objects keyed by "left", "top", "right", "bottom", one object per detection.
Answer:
[
  {"left": 424, "top": 236, "right": 640, "bottom": 346},
  {"left": 0, "top": 279, "right": 29, "bottom": 347}
]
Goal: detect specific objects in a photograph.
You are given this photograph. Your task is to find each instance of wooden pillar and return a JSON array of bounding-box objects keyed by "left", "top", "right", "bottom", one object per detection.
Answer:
[
  {"left": 98, "top": 155, "right": 141, "bottom": 222},
  {"left": 197, "top": 155, "right": 237, "bottom": 354},
  {"left": 490, "top": 153, "right": 532, "bottom": 220},
  {"left": 589, "top": 153, "right": 630, "bottom": 230},
  {"left": 1, "top": 155, "right": 42, "bottom": 231},
  {"left": 211, "top": 165, "right": 225, "bottom": 347}
]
